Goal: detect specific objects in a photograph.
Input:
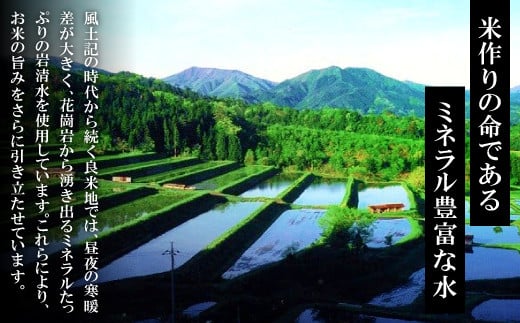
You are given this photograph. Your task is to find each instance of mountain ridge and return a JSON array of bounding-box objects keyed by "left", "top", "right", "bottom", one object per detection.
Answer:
[
  {"left": 164, "top": 65, "right": 520, "bottom": 119},
  {"left": 163, "top": 66, "right": 277, "bottom": 102},
  {"left": 164, "top": 65, "right": 427, "bottom": 116}
]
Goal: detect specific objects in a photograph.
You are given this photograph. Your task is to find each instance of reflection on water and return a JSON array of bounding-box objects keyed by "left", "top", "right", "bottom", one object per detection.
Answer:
[
  {"left": 466, "top": 247, "right": 520, "bottom": 280},
  {"left": 295, "top": 309, "right": 325, "bottom": 323},
  {"left": 295, "top": 308, "right": 426, "bottom": 322},
  {"left": 293, "top": 179, "right": 346, "bottom": 206},
  {"left": 223, "top": 209, "right": 325, "bottom": 279},
  {"left": 193, "top": 166, "right": 267, "bottom": 190},
  {"left": 465, "top": 225, "right": 520, "bottom": 244},
  {"left": 240, "top": 173, "right": 299, "bottom": 198},
  {"left": 471, "top": 299, "right": 520, "bottom": 322},
  {"left": 368, "top": 268, "right": 425, "bottom": 307},
  {"left": 357, "top": 184, "right": 411, "bottom": 211},
  {"left": 366, "top": 218, "right": 412, "bottom": 248},
  {"left": 182, "top": 301, "right": 217, "bottom": 318},
  {"left": 88, "top": 201, "right": 263, "bottom": 283}
]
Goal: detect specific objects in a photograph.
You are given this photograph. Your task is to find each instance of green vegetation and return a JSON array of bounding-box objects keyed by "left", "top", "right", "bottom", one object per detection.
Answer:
[
  {"left": 276, "top": 172, "right": 313, "bottom": 203},
  {"left": 216, "top": 166, "right": 277, "bottom": 194},
  {"left": 7, "top": 179, "right": 149, "bottom": 228},
  {"left": 44, "top": 151, "right": 160, "bottom": 169},
  {"left": 93, "top": 191, "right": 211, "bottom": 242},
  {"left": 261, "top": 67, "right": 426, "bottom": 116},
  {"left": 157, "top": 160, "right": 238, "bottom": 185},
  {"left": 318, "top": 206, "right": 375, "bottom": 252},
  {"left": 7, "top": 60, "right": 520, "bottom": 323},
  {"left": 45, "top": 189, "right": 199, "bottom": 242},
  {"left": 395, "top": 217, "right": 424, "bottom": 245},
  {"left": 179, "top": 201, "right": 286, "bottom": 280},
  {"left": 340, "top": 176, "right": 356, "bottom": 207},
  {"left": 402, "top": 182, "right": 418, "bottom": 210},
  {"left": 12, "top": 62, "right": 434, "bottom": 182},
  {"left": 97, "top": 156, "right": 197, "bottom": 177},
  {"left": 511, "top": 151, "right": 520, "bottom": 185},
  {"left": 132, "top": 160, "right": 231, "bottom": 183},
  {"left": 264, "top": 125, "right": 423, "bottom": 180}
]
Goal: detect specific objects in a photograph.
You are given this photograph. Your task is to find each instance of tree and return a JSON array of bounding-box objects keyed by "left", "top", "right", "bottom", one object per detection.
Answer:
[
  {"left": 163, "top": 119, "right": 172, "bottom": 153},
  {"left": 406, "top": 166, "right": 425, "bottom": 191},
  {"left": 244, "top": 149, "right": 255, "bottom": 165},
  {"left": 172, "top": 120, "right": 181, "bottom": 156},
  {"left": 227, "top": 134, "right": 242, "bottom": 161},
  {"left": 215, "top": 130, "right": 227, "bottom": 160},
  {"left": 201, "top": 131, "right": 215, "bottom": 160},
  {"left": 318, "top": 206, "right": 374, "bottom": 254}
]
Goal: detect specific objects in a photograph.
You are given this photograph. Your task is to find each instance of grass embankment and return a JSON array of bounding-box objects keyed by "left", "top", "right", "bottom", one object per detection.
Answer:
[
  {"left": 23, "top": 148, "right": 92, "bottom": 163},
  {"left": 97, "top": 156, "right": 198, "bottom": 178},
  {"left": 42, "top": 188, "right": 199, "bottom": 243},
  {"left": 339, "top": 176, "right": 355, "bottom": 207},
  {"left": 177, "top": 201, "right": 287, "bottom": 281},
  {"left": 511, "top": 202, "right": 520, "bottom": 214},
  {"left": 276, "top": 172, "right": 314, "bottom": 203},
  {"left": 23, "top": 179, "right": 147, "bottom": 213},
  {"left": 91, "top": 191, "right": 223, "bottom": 265},
  {"left": 402, "top": 182, "right": 418, "bottom": 210},
  {"left": 14, "top": 185, "right": 157, "bottom": 236},
  {"left": 511, "top": 189, "right": 520, "bottom": 213},
  {"left": 482, "top": 243, "right": 520, "bottom": 252},
  {"left": 216, "top": 166, "right": 278, "bottom": 195},
  {"left": 11, "top": 152, "right": 165, "bottom": 197},
  {"left": 43, "top": 151, "right": 161, "bottom": 170},
  {"left": 1, "top": 179, "right": 151, "bottom": 231},
  {"left": 196, "top": 239, "right": 427, "bottom": 323},
  {"left": 23, "top": 151, "right": 163, "bottom": 180},
  {"left": 5, "top": 192, "right": 225, "bottom": 322},
  {"left": 34, "top": 192, "right": 222, "bottom": 282},
  {"left": 131, "top": 160, "right": 234, "bottom": 184},
  {"left": 395, "top": 217, "right": 424, "bottom": 245},
  {"left": 158, "top": 161, "right": 239, "bottom": 186}
]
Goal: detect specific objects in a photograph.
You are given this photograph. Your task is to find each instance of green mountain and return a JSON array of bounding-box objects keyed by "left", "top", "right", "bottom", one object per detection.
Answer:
[
  {"left": 261, "top": 66, "right": 425, "bottom": 116},
  {"left": 163, "top": 65, "right": 520, "bottom": 121},
  {"left": 164, "top": 66, "right": 427, "bottom": 116},
  {"left": 163, "top": 67, "right": 277, "bottom": 102}
]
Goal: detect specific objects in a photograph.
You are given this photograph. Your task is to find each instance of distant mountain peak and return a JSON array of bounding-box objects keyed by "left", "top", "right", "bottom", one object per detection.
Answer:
[
  {"left": 256, "top": 66, "right": 425, "bottom": 115},
  {"left": 164, "top": 65, "right": 426, "bottom": 115},
  {"left": 163, "top": 67, "right": 277, "bottom": 101},
  {"left": 163, "top": 65, "right": 520, "bottom": 119}
]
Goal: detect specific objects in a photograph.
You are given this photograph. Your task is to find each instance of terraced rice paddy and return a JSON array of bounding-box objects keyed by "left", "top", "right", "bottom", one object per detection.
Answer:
[
  {"left": 13, "top": 151, "right": 520, "bottom": 322},
  {"left": 92, "top": 201, "right": 263, "bottom": 283},
  {"left": 193, "top": 165, "right": 270, "bottom": 190}
]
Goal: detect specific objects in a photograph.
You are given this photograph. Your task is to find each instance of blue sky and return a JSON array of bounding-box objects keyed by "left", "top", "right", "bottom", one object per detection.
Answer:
[{"left": 8, "top": 0, "right": 520, "bottom": 88}]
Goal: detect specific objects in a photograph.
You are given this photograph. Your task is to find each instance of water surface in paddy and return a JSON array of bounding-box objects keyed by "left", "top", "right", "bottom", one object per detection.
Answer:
[
  {"left": 357, "top": 184, "right": 411, "bottom": 211},
  {"left": 471, "top": 299, "right": 520, "bottom": 322},
  {"left": 91, "top": 201, "right": 263, "bottom": 283},
  {"left": 239, "top": 173, "right": 299, "bottom": 198},
  {"left": 292, "top": 178, "right": 346, "bottom": 206},
  {"left": 223, "top": 209, "right": 325, "bottom": 279},
  {"left": 295, "top": 308, "right": 426, "bottom": 322},
  {"left": 365, "top": 218, "right": 412, "bottom": 248},
  {"left": 465, "top": 247, "right": 520, "bottom": 280}
]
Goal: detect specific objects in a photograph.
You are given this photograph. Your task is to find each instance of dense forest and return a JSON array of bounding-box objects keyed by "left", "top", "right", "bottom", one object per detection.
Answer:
[{"left": 14, "top": 63, "right": 520, "bottom": 184}]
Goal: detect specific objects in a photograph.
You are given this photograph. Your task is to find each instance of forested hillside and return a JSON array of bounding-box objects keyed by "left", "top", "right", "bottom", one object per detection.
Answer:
[{"left": 15, "top": 63, "right": 519, "bottom": 182}]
